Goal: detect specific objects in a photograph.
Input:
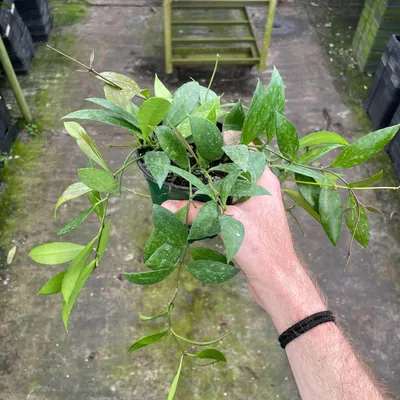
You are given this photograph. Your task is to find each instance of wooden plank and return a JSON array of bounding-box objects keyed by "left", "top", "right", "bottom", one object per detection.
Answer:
[
  {"left": 241, "top": 7, "right": 260, "bottom": 58},
  {"left": 172, "top": 37, "right": 257, "bottom": 43},
  {"left": 173, "top": 46, "right": 253, "bottom": 55},
  {"left": 172, "top": 20, "right": 250, "bottom": 25},
  {"left": 172, "top": 0, "right": 269, "bottom": 6},
  {"left": 164, "top": 0, "right": 173, "bottom": 74},
  {"left": 172, "top": 56, "right": 260, "bottom": 65}
]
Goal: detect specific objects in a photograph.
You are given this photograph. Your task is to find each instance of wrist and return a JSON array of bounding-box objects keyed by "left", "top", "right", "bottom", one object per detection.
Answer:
[{"left": 248, "top": 257, "right": 327, "bottom": 334}]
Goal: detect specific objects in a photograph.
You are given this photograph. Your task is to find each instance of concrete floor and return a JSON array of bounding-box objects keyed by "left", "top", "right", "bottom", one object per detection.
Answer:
[{"left": 0, "top": 1, "right": 399, "bottom": 399}]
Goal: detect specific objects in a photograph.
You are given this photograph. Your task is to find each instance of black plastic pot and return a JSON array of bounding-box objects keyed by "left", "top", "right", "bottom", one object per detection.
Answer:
[{"left": 137, "top": 157, "right": 211, "bottom": 205}]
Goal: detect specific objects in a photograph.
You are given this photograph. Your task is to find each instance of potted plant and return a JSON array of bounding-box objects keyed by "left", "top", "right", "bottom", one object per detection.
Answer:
[{"left": 29, "top": 50, "right": 400, "bottom": 399}]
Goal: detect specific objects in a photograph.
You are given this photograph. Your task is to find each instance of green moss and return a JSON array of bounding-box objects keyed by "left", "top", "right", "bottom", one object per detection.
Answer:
[{"left": 50, "top": 0, "right": 88, "bottom": 26}]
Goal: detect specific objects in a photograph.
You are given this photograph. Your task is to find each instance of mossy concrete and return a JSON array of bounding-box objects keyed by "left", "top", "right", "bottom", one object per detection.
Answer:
[{"left": 0, "top": 1, "right": 399, "bottom": 399}]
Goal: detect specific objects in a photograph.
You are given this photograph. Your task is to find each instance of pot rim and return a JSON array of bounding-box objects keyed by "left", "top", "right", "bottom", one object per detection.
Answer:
[{"left": 136, "top": 154, "right": 199, "bottom": 193}]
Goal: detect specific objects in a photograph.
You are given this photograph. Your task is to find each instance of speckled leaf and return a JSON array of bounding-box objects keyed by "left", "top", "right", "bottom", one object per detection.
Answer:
[
  {"left": 78, "top": 168, "right": 118, "bottom": 195},
  {"left": 164, "top": 81, "right": 200, "bottom": 126},
  {"left": 145, "top": 243, "right": 182, "bottom": 270},
  {"left": 38, "top": 270, "right": 66, "bottom": 295},
  {"left": 230, "top": 180, "right": 270, "bottom": 197},
  {"left": 222, "top": 145, "right": 249, "bottom": 171},
  {"left": 319, "top": 186, "right": 342, "bottom": 246},
  {"left": 154, "top": 126, "right": 189, "bottom": 169},
  {"left": 345, "top": 195, "right": 370, "bottom": 248},
  {"left": 62, "top": 260, "right": 96, "bottom": 331},
  {"left": 187, "top": 260, "right": 240, "bottom": 284},
  {"left": 248, "top": 151, "right": 267, "bottom": 181},
  {"left": 274, "top": 164, "right": 325, "bottom": 182},
  {"left": 199, "top": 85, "right": 218, "bottom": 104},
  {"left": 275, "top": 112, "right": 299, "bottom": 160},
  {"left": 138, "top": 97, "right": 171, "bottom": 139},
  {"left": 57, "top": 206, "right": 94, "bottom": 235},
  {"left": 128, "top": 327, "right": 169, "bottom": 352},
  {"left": 29, "top": 242, "right": 85, "bottom": 265},
  {"left": 219, "top": 215, "right": 245, "bottom": 263},
  {"left": 190, "top": 116, "right": 224, "bottom": 161},
  {"left": 208, "top": 163, "right": 241, "bottom": 174},
  {"left": 143, "top": 230, "right": 168, "bottom": 262},
  {"left": 206, "top": 103, "right": 217, "bottom": 124},
  {"left": 297, "top": 144, "right": 341, "bottom": 165},
  {"left": 152, "top": 204, "right": 188, "bottom": 247},
  {"left": 331, "top": 125, "right": 400, "bottom": 168},
  {"left": 188, "top": 201, "right": 221, "bottom": 240},
  {"left": 123, "top": 268, "right": 173, "bottom": 285},
  {"left": 190, "top": 247, "right": 228, "bottom": 264},
  {"left": 348, "top": 170, "right": 383, "bottom": 188},
  {"left": 223, "top": 101, "right": 245, "bottom": 131},
  {"left": 283, "top": 189, "right": 321, "bottom": 222},
  {"left": 295, "top": 173, "right": 320, "bottom": 212},
  {"left": 194, "top": 349, "right": 226, "bottom": 362},
  {"left": 154, "top": 73, "right": 172, "bottom": 99},
  {"left": 299, "top": 131, "right": 349, "bottom": 148},
  {"left": 144, "top": 151, "right": 171, "bottom": 189},
  {"left": 62, "top": 237, "right": 97, "bottom": 305},
  {"left": 217, "top": 171, "right": 242, "bottom": 205},
  {"left": 64, "top": 122, "right": 109, "bottom": 171},
  {"left": 55, "top": 182, "right": 92, "bottom": 218}
]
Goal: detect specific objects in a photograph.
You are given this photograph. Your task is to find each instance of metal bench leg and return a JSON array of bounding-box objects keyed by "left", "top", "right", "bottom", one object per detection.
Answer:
[
  {"left": 259, "top": 0, "right": 277, "bottom": 71},
  {"left": 164, "top": 0, "right": 173, "bottom": 74}
]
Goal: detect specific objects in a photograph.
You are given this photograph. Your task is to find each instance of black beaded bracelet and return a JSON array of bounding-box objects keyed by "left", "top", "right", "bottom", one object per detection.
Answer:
[{"left": 278, "top": 311, "right": 336, "bottom": 349}]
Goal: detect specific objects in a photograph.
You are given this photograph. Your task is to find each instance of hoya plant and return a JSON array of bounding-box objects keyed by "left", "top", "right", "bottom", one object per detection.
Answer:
[{"left": 29, "top": 50, "right": 400, "bottom": 398}]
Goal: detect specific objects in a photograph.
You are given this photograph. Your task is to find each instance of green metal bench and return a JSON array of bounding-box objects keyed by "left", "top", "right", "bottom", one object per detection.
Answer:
[{"left": 163, "top": 0, "right": 278, "bottom": 74}]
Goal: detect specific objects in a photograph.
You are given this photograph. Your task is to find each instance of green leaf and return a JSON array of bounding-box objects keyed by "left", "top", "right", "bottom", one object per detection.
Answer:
[
  {"left": 62, "top": 237, "right": 97, "bottom": 304},
  {"left": 138, "top": 309, "right": 169, "bottom": 321},
  {"left": 55, "top": 182, "right": 92, "bottom": 218},
  {"left": 78, "top": 168, "right": 118, "bottom": 194},
  {"left": 248, "top": 151, "right": 267, "bottom": 181},
  {"left": 348, "top": 170, "right": 383, "bottom": 188},
  {"left": 144, "top": 151, "right": 171, "bottom": 189},
  {"left": 172, "top": 330, "right": 230, "bottom": 346},
  {"left": 63, "top": 109, "right": 139, "bottom": 134},
  {"left": 190, "top": 116, "right": 224, "bottom": 161},
  {"left": 168, "top": 355, "right": 184, "bottom": 400},
  {"left": 169, "top": 166, "right": 215, "bottom": 199},
  {"left": 100, "top": 72, "right": 141, "bottom": 110},
  {"left": 62, "top": 260, "right": 96, "bottom": 331},
  {"left": 208, "top": 163, "right": 241, "bottom": 174},
  {"left": 29, "top": 242, "right": 85, "bottom": 265},
  {"left": 38, "top": 270, "right": 66, "bottom": 295},
  {"left": 219, "top": 215, "right": 245, "bottom": 263},
  {"left": 85, "top": 97, "right": 139, "bottom": 128},
  {"left": 299, "top": 131, "right": 349, "bottom": 148},
  {"left": 64, "top": 122, "right": 109, "bottom": 171},
  {"left": 241, "top": 67, "right": 285, "bottom": 144},
  {"left": 164, "top": 81, "right": 200, "bottom": 126},
  {"left": 283, "top": 189, "right": 321, "bottom": 222},
  {"left": 98, "top": 221, "right": 111, "bottom": 260},
  {"left": 331, "top": 124, "right": 400, "bottom": 168},
  {"left": 145, "top": 243, "right": 182, "bottom": 270},
  {"left": 365, "top": 205, "right": 384, "bottom": 215},
  {"left": 128, "top": 327, "right": 169, "bottom": 351},
  {"left": 152, "top": 205, "right": 188, "bottom": 247},
  {"left": 319, "top": 186, "right": 342, "bottom": 245},
  {"left": 194, "top": 349, "right": 226, "bottom": 362},
  {"left": 345, "top": 195, "right": 370, "bottom": 248},
  {"left": 275, "top": 112, "right": 299, "bottom": 160},
  {"left": 87, "top": 190, "right": 103, "bottom": 220},
  {"left": 138, "top": 97, "right": 171, "bottom": 139},
  {"left": 230, "top": 180, "right": 270, "bottom": 197},
  {"left": 143, "top": 230, "right": 167, "bottom": 262},
  {"left": 154, "top": 126, "right": 189, "bottom": 169},
  {"left": 274, "top": 164, "right": 325, "bottom": 182},
  {"left": 57, "top": 207, "right": 94, "bottom": 235},
  {"left": 174, "top": 204, "right": 189, "bottom": 223},
  {"left": 295, "top": 173, "right": 320, "bottom": 212},
  {"left": 199, "top": 85, "right": 218, "bottom": 104},
  {"left": 188, "top": 201, "right": 221, "bottom": 240},
  {"left": 154, "top": 73, "right": 172, "bottom": 99},
  {"left": 222, "top": 145, "right": 249, "bottom": 171},
  {"left": 187, "top": 260, "right": 240, "bottom": 284},
  {"left": 140, "top": 89, "right": 151, "bottom": 99},
  {"left": 190, "top": 247, "right": 228, "bottom": 264},
  {"left": 217, "top": 170, "right": 243, "bottom": 205},
  {"left": 297, "top": 144, "right": 341, "bottom": 165},
  {"left": 223, "top": 101, "right": 245, "bottom": 131},
  {"left": 123, "top": 268, "right": 173, "bottom": 285}
]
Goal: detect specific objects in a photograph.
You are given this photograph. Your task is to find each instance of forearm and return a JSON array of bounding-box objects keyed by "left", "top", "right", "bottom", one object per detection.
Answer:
[{"left": 248, "top": 256, "right": 387, "bottom": 400}]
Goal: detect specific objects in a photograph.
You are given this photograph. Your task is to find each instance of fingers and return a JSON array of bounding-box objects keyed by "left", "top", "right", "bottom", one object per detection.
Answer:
[
  {"left": 162, "top": 200, "right": 204, "bottom": 225},
  {"left": 256, "top": 165, "right": 281, "bottom": 197}
]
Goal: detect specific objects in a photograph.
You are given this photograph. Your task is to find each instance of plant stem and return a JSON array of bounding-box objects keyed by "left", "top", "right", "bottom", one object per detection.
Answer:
[
  {"left": 114, "top": 155, "right": 144, "bottom": 176},
  {"left": 118, "top": 148, "right": 138, "bottom": 186},
  {"left": 122, "top": 186, "right": 150, "bottom": 197},
  {"left": 345, "top": 206, "right": 361, "bottom": 271},
  {"left": 94, "top": 194, "right": 109, "bottom": 266},
  {"left": 205, "top": 53, "right": 220, "bottom": 102}
]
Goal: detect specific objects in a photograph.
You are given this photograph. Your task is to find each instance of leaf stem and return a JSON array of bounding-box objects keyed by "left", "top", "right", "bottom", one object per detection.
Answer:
[
  {"left": 205, "top": 53, "right": 220, "bottom": 102},
  {"left": 121, "top": 186, "right": 150, "bottom": 197},
  {"left": 94, "top": 194, "right": 109, "bottom": 267},
  {"left": 114, "top": 155, "right": 144, "bottom": 176}
]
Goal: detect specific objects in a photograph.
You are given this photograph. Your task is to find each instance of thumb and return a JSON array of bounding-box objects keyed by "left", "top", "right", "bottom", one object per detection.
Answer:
[{"left": 162, "top": 200, "right": 204, "bottom": 225}]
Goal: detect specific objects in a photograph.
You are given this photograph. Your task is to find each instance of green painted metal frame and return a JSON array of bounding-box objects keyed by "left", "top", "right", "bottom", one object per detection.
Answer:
[{"left": 163, "top": 0, "right": 277, "bottom": 73}]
